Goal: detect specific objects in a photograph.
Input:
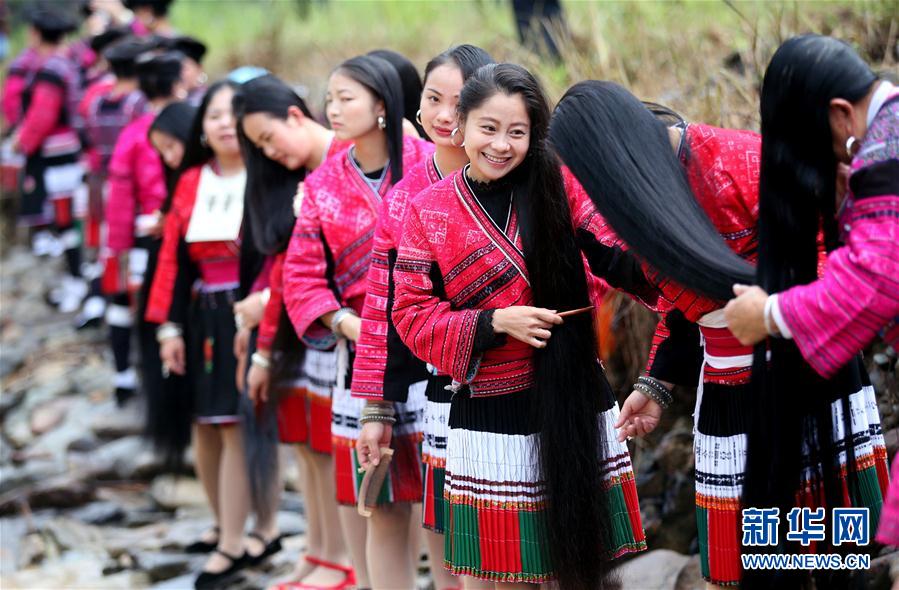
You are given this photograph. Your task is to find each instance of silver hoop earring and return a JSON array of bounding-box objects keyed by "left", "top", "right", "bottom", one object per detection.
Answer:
[
  {"left": 377, "top": 116, "right": 386, "bottom": 130},
  {"left": 200, "top": 133, "right": 208, "bottom": 147},
  {"left": 845, "top": 136, "right": 857, "bottom": 158},
  {"left": 415, "top": 109, "right": 422, "bottom": 126},
  {"left": 451, "top": 127, "right": 464, "bottom": 148}
]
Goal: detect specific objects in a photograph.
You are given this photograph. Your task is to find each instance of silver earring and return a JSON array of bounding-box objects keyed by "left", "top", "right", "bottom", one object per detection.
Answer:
[
  {"left": 377, "top": 116, "right": 386, "bottom": 130},
  {"left": 200, "top": 133, "right": 208, "bottom": 147},
  {"left": 451, "top": 127, "right": 464, "bottom": 148},
  {"left": 845, "top": 136, "right": 857, "bottom": 158},
  {"left": 415, "top": 109, "right": 422, "bottom": 126}
]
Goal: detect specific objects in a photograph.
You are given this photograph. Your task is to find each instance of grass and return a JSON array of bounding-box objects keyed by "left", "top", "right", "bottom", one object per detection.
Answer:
[
  {"left": 4, "top": 0, "right": 897, "bottom": 127},
  {"left": 161, "top": 0, "right": 897, "bottom": 129}
]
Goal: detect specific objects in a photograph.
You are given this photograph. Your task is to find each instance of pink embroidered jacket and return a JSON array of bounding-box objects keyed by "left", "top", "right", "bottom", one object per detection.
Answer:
[
  {"left": 104, "top": 112, "right": 167, "bottom": 254},
  {"left": 352, "top": 156, "right": 442, "bottom": 400},
  {"left": 778, "top": 92, "right": 899, "bottom": 378},
  {"left": 283, "top": 136, "right": 434, "bottom": 348}
]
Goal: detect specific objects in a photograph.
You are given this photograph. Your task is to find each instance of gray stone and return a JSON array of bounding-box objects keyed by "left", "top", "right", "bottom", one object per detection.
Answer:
[
  {"left": 151, "top": 475, "right": 208, "bottom": 510},
  {"left": 0, "top": 458, "right": 67, "bottom": 495},
  {"left": 69, "top": 501, "right": 126, "bottom": 525},
  {"left": 616, "top": 549, "right": 690, "bottom": 590},
  {"left": 137, "top": 552, "right": 192, "bottom": 582},
  {"left": 25, "top": 475, "right": 95, "bottom": 511},
  {"left": 42, "top": 516, "right": 107, "bottom": 553},
  {"left": 90, "top": 400, "right": 144, "bottom": 439},
  {"left": 73, "top": 435, "right": 165, "bottom": 481},
  {"left": 674, "top": 554, "right": 703, "bottom": 590}
]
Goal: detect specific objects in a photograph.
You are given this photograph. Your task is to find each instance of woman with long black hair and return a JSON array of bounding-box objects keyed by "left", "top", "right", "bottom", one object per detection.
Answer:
[
  {"left": 719, "top": 35, "right": 896, "bottom": 585},
  {"left": 392, "top": 64, "right": 645, "bottom": 589},
  {"left": 142, "top": 100, "right": 196, "bottom": 468},
  {"left": 353, "top": 44, "right": 494, "bottom": 590},
  {"left": 367, "top": 49, "right": 426, "bottom": 138},
  {"left": 145, "top": 80, "right": 254, "bottom": 589},
  {"left": 549, "top": 79, "right": 889, "bottom": 588},
  {"left": 232, "top": 73, "right": 352, "bottom": 588},
  {"left": 282, "top": 54, "right": 433, "bottom": 589}
]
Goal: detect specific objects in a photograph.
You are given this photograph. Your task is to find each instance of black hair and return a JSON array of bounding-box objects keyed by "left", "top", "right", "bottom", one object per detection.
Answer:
[
  {"left": 424, "top": 44, "right": 495, "bottom": 85},
  {"left": 459, "top": 63, "right": 614, "bottom": 589},
  {"left": 367, "top": 49, "right": 425, "bottom": 137},
  {"left": 104, "top": 37, "right": 149, "bottom": 79},
  {"left": 180, "top": 79, "right": 242, "bottom": 172},
  {"left": 149, "top": 101, "right": 197, "bottom": 212},
  {"left": 741, "top": 35, "right": 878, "bottom": 588},
  {"left": 335, "top": 55, "right": 406, "bottom": 182},
  {"left": 548, "top": 81, "right": 756, "bottom": 300},
  {"left": 233, "top": 74, "right": 313, "bottom": 255},
  {"left": 28, "top": 6, "right": 77, "bottom": 44},
  {"left": 90, "top": 26, "right": 129, "bottom": 53},
  {"left": 124, "top": 0, "right": 172, "bottom": 18},
  {"left": 135, "top": 50, "right": 183, "bottom": 100}
]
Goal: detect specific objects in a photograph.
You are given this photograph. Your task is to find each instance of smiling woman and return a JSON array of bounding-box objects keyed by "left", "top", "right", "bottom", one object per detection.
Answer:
[{"left": 391, "top": 63, "right": 645, "bottom": 588}]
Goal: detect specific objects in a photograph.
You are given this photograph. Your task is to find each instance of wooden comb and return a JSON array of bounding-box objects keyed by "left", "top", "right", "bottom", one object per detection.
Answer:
[
  {"left": 558, "top": 305, "right": 594, "bottom": 318},
  {"left": 357, "top": 447, "right": 394, "bottom": 517}
]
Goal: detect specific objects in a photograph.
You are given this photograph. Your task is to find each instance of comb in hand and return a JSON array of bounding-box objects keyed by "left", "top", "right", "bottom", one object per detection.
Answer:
[{"left": 357, "top": 447, "right": 394, "bottom": 517}]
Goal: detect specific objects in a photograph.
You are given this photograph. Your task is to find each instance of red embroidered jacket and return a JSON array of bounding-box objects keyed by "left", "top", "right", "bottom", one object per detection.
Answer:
[
  {"left": 145, "top": 164, "right": 242, "bottom": 325},
  {"left": 283, "top": 136, "right": 433, "bottom": 348},
  {"left": 17, "top": 53, "right": 81, "bottom": 158},
  {"left": 392, "top": 168, "right": 606, "bottom": 397}
]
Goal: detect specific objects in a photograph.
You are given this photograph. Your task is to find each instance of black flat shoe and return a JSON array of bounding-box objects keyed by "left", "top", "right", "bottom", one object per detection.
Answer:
[
  {"left": 246, "top": 531, "right": 283, "bottom": 567},
  {"left": 185, "top": 526, "right": 219, "bottom": 554},
  {"left": 194, "top": 548, "right": 248, "bottom": 589}
]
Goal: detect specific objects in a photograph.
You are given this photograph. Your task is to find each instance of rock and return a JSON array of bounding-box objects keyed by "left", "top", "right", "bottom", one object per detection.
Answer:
[
  {"left": 5, "top": 404, "right": 35, "bottom": 448},
  {"left": 866, "top": 553, "right": 895, "bottom": 589},
  {"left": 151, "top": 476, "right": 207, "bottom": 511},
  {"left": 26, "top": 475, "right": 95, "bottom": 511},
  {"left": 16, "top": 531, "right": 47, "bottom": 569},
  {"left": 72, "top": 435, "right": 165, "bottom": 481},
  {"left": 0, "top": 458, "right": 67, "bottom": 496},
  {"left": 674, "top": 554, "right": 703, "bottom": 590},
  {"left": 124, "top": 508, "right": 174, "bottom": 528},
  {"left": 884, "top": 428, "right": 898, "bottom": 457},
  {"left": 616, "top": 549, "right": 690, "bottom": 590},
  {"left": 103, "top": 523, "right": 169, "bottom": 557},
  {"left": 161, "top": 519, "right": 214, "bottom": 552},
  {"left": 69, "top": 501, "right": 126, "bottom": 526},
  {"left": 0, "top": 342, "right": 27, "bottom": 378},
  {"left": 42, "top": 516, "right": 107, "bottom": 554},
  {"left": 90, "top": 400, "right": 144, "bottom": 439},
  {"left": 3, "top": 553, "right": 151, "bottom": 589},
  {"left": 30, "top": 397, "right": 74, "bottom": 435},
  {"left": 137, "top": 552, "right": 192, "bottom": 582},
  {"left": 275, "top": 509, "right": 306, "bottom": 538},
  {"left": 0, "top": 385, "right": 25, "bottom": 417}
]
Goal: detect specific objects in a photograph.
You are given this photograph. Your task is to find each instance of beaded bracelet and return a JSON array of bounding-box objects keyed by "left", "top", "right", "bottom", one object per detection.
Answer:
[
  {"left": 359, "top": 414, "right": 397, "bottom": 425},
  {"left": 633, "top": 376, "right": 673, "bottom": 410}
]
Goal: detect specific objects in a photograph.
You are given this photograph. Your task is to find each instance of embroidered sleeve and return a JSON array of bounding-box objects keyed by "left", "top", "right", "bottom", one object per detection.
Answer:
[
  {"left": 105, "top": 132, "right": 137, "bottom": 253},
  {"left": 644, "top": 307, "right": 703, "bottom": 387},
  {"left": 392, "top": 203, "right": 484, "bottom": 385},
  {"left": 16, "top": 80, "right": 63, "bottom": 156},
  {"left": 1, "top": 72, "right": 27, "bottom": 128},
  {"left": 145, "top": 176, "right": 192, "bottom": 324},
  {"left": 779, "top": 161, "right": 899, "bottom": 378},
  {"left": 282, "top": 185, "right": 342, "bottom": 342},
  {"left": 256, "top": 253, "right": 285, "bottom": 354}
]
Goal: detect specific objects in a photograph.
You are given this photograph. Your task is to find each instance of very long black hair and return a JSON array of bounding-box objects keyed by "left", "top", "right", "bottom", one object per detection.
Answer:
[
  {"left": 336, "top": 54, "right": 408, "bottom": 183},
  {"left": 548, "top": 80, "right": 755, "bottom": 300},
  {"left": 459, "top": 63, "right": 615, "bottom": 589},
  {"left": 741, "top": 36, "right": 879, "bottom": 588}
]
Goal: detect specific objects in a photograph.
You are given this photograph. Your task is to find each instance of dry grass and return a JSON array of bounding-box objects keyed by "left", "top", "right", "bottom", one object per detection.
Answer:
[{"left": 169, "top": 0, "right": 898, "bottom": 129}]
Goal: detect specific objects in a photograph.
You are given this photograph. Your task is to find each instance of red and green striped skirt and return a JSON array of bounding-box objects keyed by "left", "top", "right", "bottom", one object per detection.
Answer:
[
  {"left": 332, "top": 379, "right": 426, "bottom": 506},
  {"left": 421, "top": 374, "right": 452, "bottom": 533},
  {"left": 443, "top": 388, "right": 646, "bottom": 583},
  {"left": 694, "top": 322, "right": 889, "bottom": 586},
  {"left": 275, "top": 348, "right": 335, "bottom": 453}
]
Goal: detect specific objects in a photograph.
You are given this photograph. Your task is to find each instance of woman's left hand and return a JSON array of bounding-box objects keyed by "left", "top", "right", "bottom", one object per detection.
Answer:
[
  {"left": 234, "top": 292, "right": 265, "bottom": 331},
  {"left": 724, "top": 284, "right": 769, "bottom": 346}
]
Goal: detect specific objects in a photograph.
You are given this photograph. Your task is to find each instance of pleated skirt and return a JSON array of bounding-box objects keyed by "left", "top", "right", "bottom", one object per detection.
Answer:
[
  {"left": 443, "top": 386, "right": 646, "bottom": 583},
  {"left": 421, "top": 374, "right": 452, "bottom": 533},
  {"left": 332, "top": 349, "right": 425, "bottom": 506},
  {"left": 276, "top": 348, "right": 335, "bottom": 453}
]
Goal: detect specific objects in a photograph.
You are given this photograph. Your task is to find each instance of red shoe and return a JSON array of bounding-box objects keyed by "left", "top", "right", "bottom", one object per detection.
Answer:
[{"left": 271, "top": 556, "right": 356, "bottom": 590}]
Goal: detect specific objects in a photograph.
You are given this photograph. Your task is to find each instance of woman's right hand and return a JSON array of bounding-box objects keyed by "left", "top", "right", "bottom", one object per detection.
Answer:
[
  {"left": 491, "top": 306, "right": 562, "bottom": 348},
  {"left": 160, "top": 336, "right": 186, "bottom": 376},
  {"left": 356, "top": 421, "right": 393, "bottom": 470},
  {"left": 247, "top": 362, "right": 271, "bottom": 404}
]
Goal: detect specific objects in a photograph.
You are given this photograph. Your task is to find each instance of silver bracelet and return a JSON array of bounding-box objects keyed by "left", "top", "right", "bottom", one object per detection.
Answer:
[
  {"left": 634, "top": 376, "right": 673, "bottom": 410},
  {"left": 359, "top": 414, "right": 397, "bottom": 425},
  {"left": 330, "top": 307, "right": 357, "bottom": 336},
  {"left": 251, "top": 352, "right": 272, "bottom": 370},
  {"left": 763, "top": 295, "right": 777, "bottom": 337},
  {"left": 156, "top": 322, "right": 182, "bottom": 343}
]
